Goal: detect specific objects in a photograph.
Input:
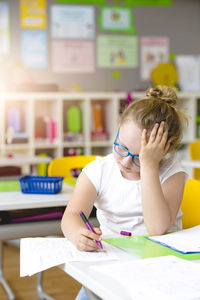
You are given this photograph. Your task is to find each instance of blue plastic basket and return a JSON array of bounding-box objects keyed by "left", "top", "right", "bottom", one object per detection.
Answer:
[{"left": 19, "top": 176, "right": 64, "bottom": 194}]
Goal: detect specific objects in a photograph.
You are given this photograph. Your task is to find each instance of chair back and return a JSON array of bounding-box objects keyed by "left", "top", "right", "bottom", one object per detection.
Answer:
[
  {"left": 48, "top": 155, "right": 97, "bottom": 179},
  {"left": 181, "top": 178, "right": 200, "bottom": 229},
  {"left": 189, "top": 141, "right": 200, "bottom": 179}
]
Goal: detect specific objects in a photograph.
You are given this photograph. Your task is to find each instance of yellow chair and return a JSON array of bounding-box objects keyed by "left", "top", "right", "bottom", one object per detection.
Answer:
[
  {"left": 189, "top": 140, "right": 200, "bottom": 180},
  {"left": 181, "top": 178, "right": 200, "bottom": 229},
  {"left": 48, "top": 155, "right": 98, "bottom": 186}
]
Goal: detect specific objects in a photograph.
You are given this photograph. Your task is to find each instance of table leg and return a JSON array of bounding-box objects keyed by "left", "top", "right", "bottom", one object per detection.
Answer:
[
  {"left": 0, "top": 241, "right": 15, "bottom": 300},
  {"left": 37, "top": 272, "right": 55, "bottom": 300}
]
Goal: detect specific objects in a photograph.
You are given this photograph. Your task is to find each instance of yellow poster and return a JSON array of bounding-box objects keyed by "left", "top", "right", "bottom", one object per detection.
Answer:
[{"left": 20, "top": 0, "right": 46, "bottom": 29}]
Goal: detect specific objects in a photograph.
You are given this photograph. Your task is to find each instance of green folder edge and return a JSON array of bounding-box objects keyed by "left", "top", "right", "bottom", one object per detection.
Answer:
[
  {"left": 0, "top": 181, "right": 20, "bottom": 192},
  {"left": 103, "top": 235, "right": 200, "bottom": 261}
]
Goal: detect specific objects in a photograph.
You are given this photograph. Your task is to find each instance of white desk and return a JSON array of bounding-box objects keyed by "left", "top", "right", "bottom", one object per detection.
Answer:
[
  {"left": 61, "top": 243, "right": 200, "bottom": 300},
  {"left": 0, "top": 184, "right": 72, "bottom": 300},
  {"left": 61, "top": 247, "right": 135, "bottom": 300},
  {"left": 0, "top": 184, "right": 72, "bottom": 211}
]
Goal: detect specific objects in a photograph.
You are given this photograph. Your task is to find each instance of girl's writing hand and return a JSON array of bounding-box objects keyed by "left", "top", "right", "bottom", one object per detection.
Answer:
[
  {"left": 75, "top": 227, "right": 102, "bottom": 252},
  {"left": 140, "top": 121, "right": 170, "bottom": 168}
]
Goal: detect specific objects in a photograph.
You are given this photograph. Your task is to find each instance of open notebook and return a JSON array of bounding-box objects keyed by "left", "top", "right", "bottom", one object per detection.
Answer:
[{"left": 147, "top": 225, "right": 200, "bottom": 254}]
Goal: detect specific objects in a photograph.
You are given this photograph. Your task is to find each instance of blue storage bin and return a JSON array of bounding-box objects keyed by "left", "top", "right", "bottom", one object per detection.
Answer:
[{"left": 19, "top": 176, "right": 64, "bottom": 194}]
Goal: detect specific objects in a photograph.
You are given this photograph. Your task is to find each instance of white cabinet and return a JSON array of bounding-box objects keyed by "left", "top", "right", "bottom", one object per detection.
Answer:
[{"left": 0, "top": 92, "right": 199, "bottom": 159}]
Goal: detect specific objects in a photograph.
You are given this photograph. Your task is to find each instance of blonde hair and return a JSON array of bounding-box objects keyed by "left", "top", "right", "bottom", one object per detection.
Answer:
[{"left": 119, "top": 86, "right": 188, "bottom": 152}]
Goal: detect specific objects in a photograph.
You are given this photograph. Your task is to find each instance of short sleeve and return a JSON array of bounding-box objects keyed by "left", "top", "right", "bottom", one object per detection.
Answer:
[
  {"left": 159, "top": 158, "right": 189, "bottom": 184},
  {"left": 82, "top": 157, "right": 103, "bottom": 193}
]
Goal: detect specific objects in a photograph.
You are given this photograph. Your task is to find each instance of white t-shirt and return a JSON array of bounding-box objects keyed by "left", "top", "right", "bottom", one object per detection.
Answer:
[{"left": 83, "top": 153, "right": 188, "bottom": 236}]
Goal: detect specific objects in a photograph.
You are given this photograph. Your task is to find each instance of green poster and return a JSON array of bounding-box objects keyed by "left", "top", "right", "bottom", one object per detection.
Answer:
[
  {"left": 55, "top": 0, "right": 106, "bottom": 4},
  {"left": 98, "top": 6, "right": 136, "bottom": 34},
  {"left": 124, "top": 0, "right": 172, "bottom": 5},
  {"left": 97, "top": 35, "right": 138, "bottom": 68}
]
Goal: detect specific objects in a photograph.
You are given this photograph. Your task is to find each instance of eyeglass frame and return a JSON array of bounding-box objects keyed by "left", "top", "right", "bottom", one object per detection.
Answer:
[{"left": 113, "top": 128, "right": 140, "bottom": 167}]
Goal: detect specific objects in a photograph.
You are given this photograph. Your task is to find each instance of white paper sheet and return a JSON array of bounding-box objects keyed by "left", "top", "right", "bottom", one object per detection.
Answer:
[
  {"left": 20, "top": 237, "right": 118, "bottom": 277},
  {"left": 147, "top": 225, "right": 200, "bottom": 253},
  {"left": 90, "top": 255, "right": 200, "bottom": 300},
  {"left": 175, "top": 55, "right": 200, "bottom": 91}
]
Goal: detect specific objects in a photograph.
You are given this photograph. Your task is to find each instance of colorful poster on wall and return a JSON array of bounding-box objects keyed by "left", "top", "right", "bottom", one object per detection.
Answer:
[
  {"left": 0, "top": 2, "right": 10, "bottom": 54},
  {"left": 55, "top": 0, "right": 106, "bottom": 4},
  {"left": 140, "top": 37, "right": 169, "bottom": 80},
  {"left": 98, "top": 6, "right": 136, "bottom": 34},
  {"left": 51, "top": 5, "right": 95, "bottom": 39},
  {"left": 21, "top": 30, "right": 47, "bottom": 68},
  {"left": 52, "top": 40, "right": 95, "bottom": 73},
  {"left": 125, "top": 0, "right": 171, "bottom": 5},
  {"left": 97, "top": 35, "right": 138, "bottom": 68},
  {"left": 20, "top": 0, "right": 46, "bottom": 29}
]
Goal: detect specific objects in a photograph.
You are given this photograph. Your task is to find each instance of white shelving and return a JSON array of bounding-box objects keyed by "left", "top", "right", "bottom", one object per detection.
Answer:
[{"left": 0, "top": 92, "right": 199, "bottom": 159}]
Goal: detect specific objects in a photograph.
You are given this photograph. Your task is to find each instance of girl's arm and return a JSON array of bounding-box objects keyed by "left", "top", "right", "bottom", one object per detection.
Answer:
[
  {"left": 140, "top": 122, "right": 186, "bottom": 236},
  {"left": 61, "top": 171, "right": 102, "bottom": 251}
]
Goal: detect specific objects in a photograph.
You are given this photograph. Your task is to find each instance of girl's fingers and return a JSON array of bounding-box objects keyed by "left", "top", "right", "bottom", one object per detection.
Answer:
[
  {"left": 94, "top": 227, "right": 102, "bottom": 235},
  {"left": 141, "top": 128, "right": 147, "bottom": 146},
  {"left": 78, "top": 240, "right": 98, "bottom": 252},
  {"left": 155, "top": 122, "right": 165, "bottom": 143},
  {"left": 159, "top": 127, "right": 169, "bottom": 146},
  {"left": 148, "top": 123, "right": 159, "bottom": 143},
  {"left": 82, "top": 228, "right": 101, "bottom": 241},
  {"left": 79, "top": 234, "right": 99, "bottom": 250},
  {"left": 76, "top": 227, "right": 102, "bottom": 252}
]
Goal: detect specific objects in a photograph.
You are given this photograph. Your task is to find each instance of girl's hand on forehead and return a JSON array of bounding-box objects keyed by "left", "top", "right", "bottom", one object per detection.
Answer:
[{"left": 139, "top": 121, "right": 171, "bottom": 167}]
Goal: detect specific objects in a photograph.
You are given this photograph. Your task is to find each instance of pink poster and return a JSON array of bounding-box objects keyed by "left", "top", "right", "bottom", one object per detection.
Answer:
[{"left": 52, "top": 40, "right": 95, "bottom": 73}]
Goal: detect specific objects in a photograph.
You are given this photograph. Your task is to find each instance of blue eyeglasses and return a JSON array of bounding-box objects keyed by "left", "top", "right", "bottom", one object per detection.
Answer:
[{"left": 114, "top": 128, "right": 140, "bottom": 167}]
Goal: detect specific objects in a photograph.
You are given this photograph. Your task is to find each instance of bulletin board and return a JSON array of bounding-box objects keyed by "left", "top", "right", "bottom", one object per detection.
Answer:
[{"left": 4, "top": 0, "right": 200, "bottom": 92}]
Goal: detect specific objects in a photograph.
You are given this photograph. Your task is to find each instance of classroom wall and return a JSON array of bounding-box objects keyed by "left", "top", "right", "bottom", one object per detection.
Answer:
[{"left": 6, "top": 0, "right": 200, "bottom": 92}]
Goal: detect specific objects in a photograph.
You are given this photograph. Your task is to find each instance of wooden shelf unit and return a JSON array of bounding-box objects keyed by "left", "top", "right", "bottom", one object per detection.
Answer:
[{"left": 0, "top": 91, "right": 199, "bottom": 159}]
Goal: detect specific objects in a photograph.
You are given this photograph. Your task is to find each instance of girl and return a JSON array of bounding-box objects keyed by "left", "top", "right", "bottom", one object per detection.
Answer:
[{"left": 61, "top": 86, "right": 188, "bottom": 299}]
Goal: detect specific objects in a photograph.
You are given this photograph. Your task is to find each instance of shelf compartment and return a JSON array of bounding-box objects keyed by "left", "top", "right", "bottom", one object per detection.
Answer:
[
  {"left": 90, "top": 99, "right": 113, "bottom": 143},
  {"left": 4, "top": 99, "right": 29, "bottom": 144},
  {"left": 63, "top": 99, "right": 85, "bottom": 143},
  {"left": 34, "top": 99, "right": 58, "bottom": 144}
]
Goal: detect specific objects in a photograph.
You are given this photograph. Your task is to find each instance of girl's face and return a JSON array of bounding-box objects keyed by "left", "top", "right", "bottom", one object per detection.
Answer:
[{"left": 113, "top": 120, "right": 142, "bottom": 180}]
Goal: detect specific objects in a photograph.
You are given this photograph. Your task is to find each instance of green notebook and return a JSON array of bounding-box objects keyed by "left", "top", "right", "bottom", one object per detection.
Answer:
[{"left": 104, "top": 235, "right": 200, "bottom": 261}]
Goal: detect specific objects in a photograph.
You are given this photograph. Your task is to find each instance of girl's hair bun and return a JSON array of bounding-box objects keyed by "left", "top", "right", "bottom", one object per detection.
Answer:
[
  {"left": 146, "top": 87, "right": 163, "bottom": 98},
  {"left": 146, "top": 86, "right": 178, "bottom": 107}
]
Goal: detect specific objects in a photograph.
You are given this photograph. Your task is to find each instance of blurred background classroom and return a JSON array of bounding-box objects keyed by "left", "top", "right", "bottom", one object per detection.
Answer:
[{"left": 1, "top": 0, "right": 200, "bottom": 299}]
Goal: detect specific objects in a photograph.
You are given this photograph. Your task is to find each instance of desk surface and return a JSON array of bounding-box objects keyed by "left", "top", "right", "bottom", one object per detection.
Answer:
[
  {"left": 61, "top": 245, "right": 135, "bottom": 300},
  {"left": 0, "top": 184, "right": 72, "bottom": 239},
  {"left": 0, "top": 183, "right": 73, "bottom": 211},
  {"left": 61, "top": 239, "right": 200, "bottom": 300}
]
